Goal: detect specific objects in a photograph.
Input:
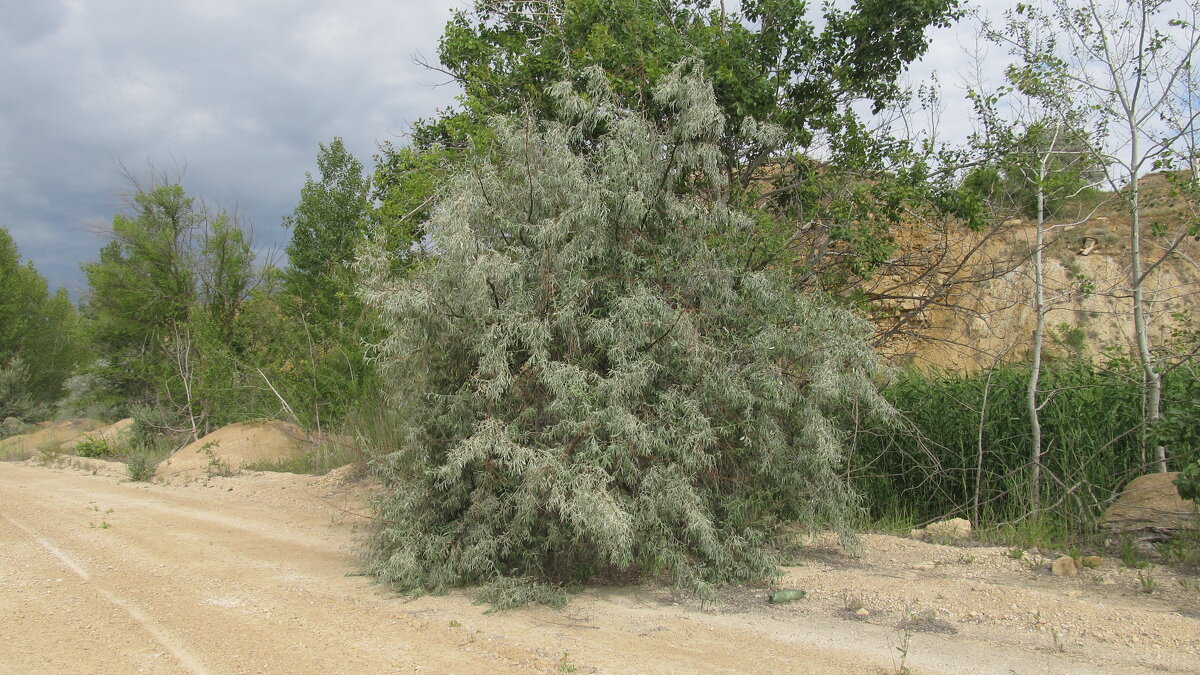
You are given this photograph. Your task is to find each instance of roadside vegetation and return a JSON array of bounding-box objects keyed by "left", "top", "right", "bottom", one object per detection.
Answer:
[{"left": 1, "top": 0, "right": 1197, "bottom": 604}]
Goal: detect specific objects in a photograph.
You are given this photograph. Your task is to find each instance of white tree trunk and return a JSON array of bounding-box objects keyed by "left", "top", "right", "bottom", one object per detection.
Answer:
[{"left": 1028, "top": 163, "right": 1048, "bottom": 514}]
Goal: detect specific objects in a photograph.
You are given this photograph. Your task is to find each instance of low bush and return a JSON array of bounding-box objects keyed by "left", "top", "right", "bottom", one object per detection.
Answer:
[{"left": 73, "top": 436, "right": 113, "bottom": 459}]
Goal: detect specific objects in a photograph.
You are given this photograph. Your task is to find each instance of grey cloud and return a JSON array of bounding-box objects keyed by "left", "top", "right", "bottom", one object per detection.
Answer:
[{"left": 1, "top": 0, "right": 463, "bottom": 296}]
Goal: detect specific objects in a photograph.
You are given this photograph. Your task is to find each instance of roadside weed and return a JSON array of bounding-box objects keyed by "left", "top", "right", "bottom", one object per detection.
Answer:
[{"left": 1119, "top": 537, "right": 1149, "bottom": 569}]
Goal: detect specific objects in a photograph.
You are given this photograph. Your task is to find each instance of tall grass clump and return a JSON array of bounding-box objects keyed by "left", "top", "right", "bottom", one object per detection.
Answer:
[
  {"left": 358, "top": 67, "right": 893, "bottom": 604},
  {"left": 850, "top": 359, "right": 1197, "bottom": 530}
]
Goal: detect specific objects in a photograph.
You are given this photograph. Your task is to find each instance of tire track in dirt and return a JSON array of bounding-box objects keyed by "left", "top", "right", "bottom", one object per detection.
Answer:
[
  {"left": 2, "top": 514, "right": 210, "bottom": 674},
  {"left": 0, "top": 463, "right": 550, "bottom": 673}
]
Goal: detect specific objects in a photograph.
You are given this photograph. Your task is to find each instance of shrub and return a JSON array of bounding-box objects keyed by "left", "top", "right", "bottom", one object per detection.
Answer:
[
  {"left": 358, "top": 67, "right": 892, "bottom": 603},
  {"left": 73, "top": 436, "right": 112, "bottom": 459}
]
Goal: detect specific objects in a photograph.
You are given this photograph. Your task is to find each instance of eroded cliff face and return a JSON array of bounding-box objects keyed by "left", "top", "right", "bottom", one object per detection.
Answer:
[{"left": 869, "top": 174, "right": 1200, "bottom": 371}]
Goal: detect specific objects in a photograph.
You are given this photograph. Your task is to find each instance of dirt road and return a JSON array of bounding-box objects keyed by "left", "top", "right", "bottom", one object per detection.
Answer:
[{"left": 2, "top": 461, "right": 1197, "bottom": 674}]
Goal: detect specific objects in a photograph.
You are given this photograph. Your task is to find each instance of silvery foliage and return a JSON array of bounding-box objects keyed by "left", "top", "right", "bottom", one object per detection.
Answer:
[{"left": 358, "top": 65, "right": 893, "bottom": 603}]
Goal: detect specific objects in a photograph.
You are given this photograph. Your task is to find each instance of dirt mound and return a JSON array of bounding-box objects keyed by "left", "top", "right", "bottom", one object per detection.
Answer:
[
  {"left": 0, "top": 418, "right": 106, "bottom": 460},
  {"left": 1101, "top": 472, "right": 1198, "bottom": 533},
  {"left": 61, "top": 418, "right": 135, "bottom": 452},
  {"left": 155, "top": 419, "right": 317, "bottom": 481}
]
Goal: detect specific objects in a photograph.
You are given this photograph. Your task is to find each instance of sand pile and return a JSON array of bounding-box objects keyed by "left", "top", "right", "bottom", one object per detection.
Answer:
[
  {"left": 61, "top": 418, "right": 135, "bottom": 452},
  {"left": 0, "top": 418, "right": 105, "bottom": 459},
  {"left": 155, "top": 419, "right": 317, "bottom": 481}
]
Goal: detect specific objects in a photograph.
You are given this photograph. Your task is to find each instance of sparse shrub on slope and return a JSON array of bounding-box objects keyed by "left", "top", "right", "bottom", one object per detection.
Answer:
[{"left": 359, "top": 67, "right": 893, "bottom": 604}]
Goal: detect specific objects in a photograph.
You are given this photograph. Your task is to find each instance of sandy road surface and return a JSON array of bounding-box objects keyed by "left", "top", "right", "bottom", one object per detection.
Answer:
[{"left": 1, "top": 461, "right": 1197, "bottom": 674}]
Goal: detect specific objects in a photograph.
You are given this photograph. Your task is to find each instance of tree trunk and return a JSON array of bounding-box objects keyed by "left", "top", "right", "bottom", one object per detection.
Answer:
[
  {"left": 1128, "top": 130, "right": 1167, "bottom": 473},
  {"left": 1028, "top": 164, "right": 1047, "bottom": 515}
]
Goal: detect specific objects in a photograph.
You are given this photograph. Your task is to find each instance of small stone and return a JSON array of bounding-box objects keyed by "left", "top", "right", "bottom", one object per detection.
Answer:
[
  {"left": 1080, "top": 556, "right": 1103, "bottom": 568},
  {"left": 855, "top": 608, "right": 870, "bottom": 617},
  {"left": 913, "top": 517, "right": 973, "bottom": 542},
  {"left": 914, "top": 562, "right": 937, "bottom": 571},
  {"left": 1052, "top": 556, "right": 1079, "bottom": 576}
]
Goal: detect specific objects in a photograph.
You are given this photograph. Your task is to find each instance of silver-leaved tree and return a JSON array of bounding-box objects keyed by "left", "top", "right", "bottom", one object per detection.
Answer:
[{"left": 358, "top": 66, "right": 893, "bottom": 605}]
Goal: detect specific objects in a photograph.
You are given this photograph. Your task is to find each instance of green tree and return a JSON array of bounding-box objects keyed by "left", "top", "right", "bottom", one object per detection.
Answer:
[
  {"left": 0, "top": 227, "right": 88, "bottom": 417},
  {"left": 994, "top": 0, "right": 1200, "bottom": 472},
  {"left": 280, "top": 139, "right": 379, "bottom": 430},
  {"left": 284, "top": 137, "right": 371, "bottom": 326},
  {"left": 359, "top": 68, "right": 892, "bottom": 604},
  {"left": 83, "top": 182, "right": 199, "bottom": 401},
  {"left": 382, "top": 0, "right": 984, "bottom": 347},
  {"left": 82, "top": 179, "right": 257, "bottom": 432},
  {"left": 962, "top": 120, "right": 1103, "bottom": 219}
]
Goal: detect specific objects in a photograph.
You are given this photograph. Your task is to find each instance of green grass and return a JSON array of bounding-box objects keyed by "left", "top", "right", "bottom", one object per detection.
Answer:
[
  {"left": 849, "top": 361, "right": 1198, "bottom": 534},
  {"left": 1119, "top": 536, "right": 1150, "bottom": 569},
  {"left": 975, "top": 516, "right": 1074, "bottom": 551},
  {"left": 1157, "top": 529, "right": 1200, "bottom": 567}
]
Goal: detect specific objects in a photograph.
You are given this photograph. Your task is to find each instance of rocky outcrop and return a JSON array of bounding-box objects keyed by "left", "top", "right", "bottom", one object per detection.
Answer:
[
  {"left": 1101, "top": 472, "right": 1197, "bottom": 541},
  {"left": 910, "top": 517, "right": 972, "bottom": 543}
]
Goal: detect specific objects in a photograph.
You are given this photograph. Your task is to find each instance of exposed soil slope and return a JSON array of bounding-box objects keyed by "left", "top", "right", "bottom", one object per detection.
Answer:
[
  {"left": 872, "top": 173, "right": 1200, "bottom": 370},
  {"left": 2, "top": 461, "right": 1197, "bottom": 674},
  {"left": 0, "top": 419, "right": 105, "bottom": 460}
]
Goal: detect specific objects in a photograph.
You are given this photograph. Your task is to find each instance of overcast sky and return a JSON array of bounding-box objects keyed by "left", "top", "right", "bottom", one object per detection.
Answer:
[{"left": 0, "top": 0, "right": 1002, "bottom": 298}]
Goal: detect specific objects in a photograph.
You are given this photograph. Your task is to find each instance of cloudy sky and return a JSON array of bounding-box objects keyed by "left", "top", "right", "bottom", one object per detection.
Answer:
[{"left": 0, "top": 0, "right": 1001, "bottom": 297}]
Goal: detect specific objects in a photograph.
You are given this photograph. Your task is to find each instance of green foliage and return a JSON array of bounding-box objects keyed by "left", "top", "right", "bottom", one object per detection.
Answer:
[
  {"left": 123, "top": 405, "right": 181, "bottom": 481},
  {"left": 962, "top": 113, "right": 1104, "bottom": 220},
  {"left": 80, "top": 178, "right": 292, "bottom": 433},
  {"left": 73, "top": 436, "right": 113, "bottom": 459},
  {"left": 82, "top": 181, "right": 256, "bottom": 416},
  {"left": 1175, "top": 460, "right": 1200, "bottom": 503},
  {"left": 242, "top": 439, "right": 364, "bottom": 476},
  {"left": 0, "top": 415, "right": 29, "bottom": 441},
  {"left": 125, "top": 450, "right": 157, "bottom": 481},
  {"left": 272, "top": 140, "right": 383, "bottom": 431},
  {"left": 284, "top": 137, "right": 371, "bottom": 325},
  {"left": 0, "top": 227, "right": 88, "bottom": 418},
  {"left": 1119, "top": 536, "right": 1149, "bottom": 569},
  {"left": 384, "top": 0, "right": 968, "bottom": 299},
  {"left": 475, "top": 577, "right": 569, "bottom": 612},
  {"left": 0, "top": 357, "right": 52, "bottom": 422},
  {"left": 435, "top": 0, "right": 960, "bottom": 136},
  {"left": 976, "top": 517, "right": 1072, "bottom": 551},
  {"left": 1155, "top": 359, "right": 1200, "bottom": 492},
  {"left": 360, "top": 69, "right": 892, "bottom": 603}
]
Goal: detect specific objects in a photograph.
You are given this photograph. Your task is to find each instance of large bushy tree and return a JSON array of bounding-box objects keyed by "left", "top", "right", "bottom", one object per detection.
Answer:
[
  {"left": 82, "top": 180, "right": 260, "bottom": 433},
  {"left": 360, "top": 68, "right": 892, "bottom": 603}
]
